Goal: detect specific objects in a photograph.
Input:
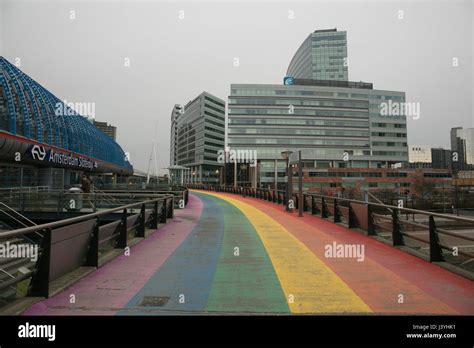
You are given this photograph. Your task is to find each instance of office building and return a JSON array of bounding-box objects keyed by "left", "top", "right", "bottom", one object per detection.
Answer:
[
  {"left": 93, "top": 120, "right": 117, "bottom": 140},
  {"left": 431, "top": 148, "right": 452, "bottom": 169},
  {"left": 287, "top": 29, "right": 348, "bottom": 81},
  {"left": 173, "top": 92, "right": 225, "bottom": 184},
  {"left": 451, "top": 127, "right": 474, "bottom": 171},
  {"left": 228, "top": 80, "right": 408, "bottom": 188},
  {"left": 408, "top": 146, "right": 451, "bottom": 169},
  {"left": 169, "top": 104, "right": 181, "bottom": 166},
  {"left": 409, "top": 145, "right": 432, "bottom": 163}
]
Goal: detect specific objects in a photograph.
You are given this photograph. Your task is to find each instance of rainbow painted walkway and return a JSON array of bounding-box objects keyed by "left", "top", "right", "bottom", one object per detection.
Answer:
[{"left": 24, "top": 191, "right": 474, "bottom": 315}]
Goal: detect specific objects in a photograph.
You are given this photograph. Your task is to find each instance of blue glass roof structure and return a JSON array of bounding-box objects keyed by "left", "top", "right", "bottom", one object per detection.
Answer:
[{"left": 0, "top": 57, "right": 132, "bottom": 172}]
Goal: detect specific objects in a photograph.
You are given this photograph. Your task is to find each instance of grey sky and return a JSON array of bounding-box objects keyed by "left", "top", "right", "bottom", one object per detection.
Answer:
[{"left": 1, "top": 0, "right": 472, "bottom": 173}]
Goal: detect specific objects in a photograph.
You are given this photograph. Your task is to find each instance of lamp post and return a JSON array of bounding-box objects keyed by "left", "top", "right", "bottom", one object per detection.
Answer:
[{"left": 281, "top": 150, "right": 293, "bottom": 212}]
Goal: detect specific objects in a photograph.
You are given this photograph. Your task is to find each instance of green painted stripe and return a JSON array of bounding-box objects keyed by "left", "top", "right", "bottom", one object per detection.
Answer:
[{"left": 205, "top": 194, "right": 289, "bottom": 313}]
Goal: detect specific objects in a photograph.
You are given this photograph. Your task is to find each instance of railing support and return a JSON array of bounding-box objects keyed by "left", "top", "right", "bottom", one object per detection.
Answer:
[
  {"left": 118, "top": 208, "right": 128, "bottom": 248},
  {"left": 367, "top": 204, "right": 376, "bottom": 236},
  {"left": 86, "top": 217, "right": 100, "bottom": 267},
  {"left": 152, "top": 201, "right": 159, "bottom": 229},
  {"left": 311, "top": 195, "right": 317, "bottom": 215},
  {"left": 429, "top": 216, "right": 444, "bottom": 262},
  {"left": 334, "top": 199, "right": 341, "bottom": 223},
  {"left": 137, "top": 204, "right": 146, "bottom": 238},
  {"left": 321, "top": 197, "right": 328, "bottom": 218},
  {"left": 30, "top": 228, "right": 52, "bottom": 298},
  {"left": 167, "top": 197, "right": 174, "bottom": 219},
  {"left": 348, "top": 204, "right": 358, "bottom": 229},
  {"left": 160, "top": 201, "right": 167, "bottom": 224},
  {"left": 392, "top": 210, "right": 404, "bottom": 246}
]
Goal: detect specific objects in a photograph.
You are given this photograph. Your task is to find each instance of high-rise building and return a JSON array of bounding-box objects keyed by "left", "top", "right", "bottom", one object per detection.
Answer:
[
  {"left": 93, "top": 120, "right": 117, "bottom": 140},
  {"left": 173, "top": 92, "right": 225, "bottom": 184},
  {"left": 287, "top": 29, "right": 348, "bottom": 81},
  {"left": 431, "top": 148, "right": 452, "bottom": 169},
  {"left": 228, "top": 28, "right": 411, "bottom": 189},
  {"left": 169, "top": 104, "right": 181, "bottom": 166},
  {"left": 451, "top": 127, "right": 474, "bottom": 171},
  {"left": 228, "top": 80, "right": 408, "bottom": 188}
]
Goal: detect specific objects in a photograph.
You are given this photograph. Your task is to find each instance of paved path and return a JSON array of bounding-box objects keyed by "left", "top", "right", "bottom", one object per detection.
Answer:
[{"left": 23, "top": 191, "right": 474, "bottom": 315}]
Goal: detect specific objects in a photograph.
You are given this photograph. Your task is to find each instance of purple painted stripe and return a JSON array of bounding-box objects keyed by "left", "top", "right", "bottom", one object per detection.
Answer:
[{"left": 22, "top": 194, "right": 203, "bottom": 316}]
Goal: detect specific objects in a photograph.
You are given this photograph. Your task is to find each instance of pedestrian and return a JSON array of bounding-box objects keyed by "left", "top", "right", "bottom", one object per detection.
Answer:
[{"left": 80, "top": 173, "right": 95, "bottom": 210}]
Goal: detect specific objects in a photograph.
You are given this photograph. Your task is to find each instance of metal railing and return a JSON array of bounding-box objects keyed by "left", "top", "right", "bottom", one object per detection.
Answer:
[
  {"left": 0, "top": 194, "right": 175, "bottom": 308},
  {"left": 188, "top": 184, "right": 474, "bottom": 275},
  {"left": 0, "top": 189, "right": 189, "bottom": 214}
]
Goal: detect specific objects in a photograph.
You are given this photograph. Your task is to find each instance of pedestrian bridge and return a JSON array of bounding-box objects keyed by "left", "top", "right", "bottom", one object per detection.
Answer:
[{"left": 21, "top": 190, "right": 474, "bottom": 315}]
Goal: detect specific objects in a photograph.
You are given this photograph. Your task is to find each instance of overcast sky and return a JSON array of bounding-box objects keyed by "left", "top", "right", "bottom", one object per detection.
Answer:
[{"left": 1, "top": 0, "right": 473, "bottom": 173}]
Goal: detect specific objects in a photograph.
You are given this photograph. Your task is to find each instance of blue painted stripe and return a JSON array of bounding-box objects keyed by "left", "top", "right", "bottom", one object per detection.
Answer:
[{"left": 118, "top": 193, "right": 224, "bottom": 314}]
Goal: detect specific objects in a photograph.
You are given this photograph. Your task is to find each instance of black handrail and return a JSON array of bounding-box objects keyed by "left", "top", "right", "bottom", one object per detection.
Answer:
[
  {"left": 0, "top": 195, "right": 174, "bottom": 240},
  {"left": 187, "top": 184, "right": 474, "bottom": 270}
]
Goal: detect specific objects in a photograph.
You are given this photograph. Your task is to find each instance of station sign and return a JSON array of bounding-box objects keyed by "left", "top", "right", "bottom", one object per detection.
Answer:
[{"left": 27, "top": 144, "right": 98, "bottom": 170}]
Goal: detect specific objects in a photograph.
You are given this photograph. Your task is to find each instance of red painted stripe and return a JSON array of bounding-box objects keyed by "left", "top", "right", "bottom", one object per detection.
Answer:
[{"left": 211, "top": 192, "right": 474, "bottom": 314}]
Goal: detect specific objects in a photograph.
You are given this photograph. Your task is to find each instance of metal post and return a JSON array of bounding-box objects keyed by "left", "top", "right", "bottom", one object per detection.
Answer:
[
  {"left": 152, "top": 201, "right": 159, "bottom": 229},
  {"left": 118, "top": 208, "right": 128, "bottom": 248},
  {"left": 348, "top": 204, "right": 357, "bottom": 228},
  {"left": 137, "top": 204, "right": 146, "bottom": 237},
  {"left": 429, "top": 215, "right": 444, "bottom": 262},
  {"left": 392, "top": 209, "right": 404, "bottom": 246},
  {"left": 168, "top": 197, "right": 174, "bottom": 219},
  {"left": 30, "top": 228, "right": 52, "bottom": 298},
  {"left": 86, "top": 218, "right": 100, "bottom": 267},
  {"left": 321, "top": 197, "right": 328, "bottom": 218},
  {"left": 311, "top": 195, "right": 317, "bottom": 215},
  {"left": 298, "top": 150, "right": 303, "bottom": 217},
  {"left": 160, "top": 200, "right": 167, "bottom": 223},
  {"left": 334, "top": 198, "right": 341, "bottom": 223},
  {"left": 367, "top": 204, "right": 376, "bottom": 236}
]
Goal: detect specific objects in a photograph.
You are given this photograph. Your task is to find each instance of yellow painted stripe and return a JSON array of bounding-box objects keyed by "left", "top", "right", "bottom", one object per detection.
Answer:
[{"left": 197, "top": 191, "right": 372, "bottom": 314}]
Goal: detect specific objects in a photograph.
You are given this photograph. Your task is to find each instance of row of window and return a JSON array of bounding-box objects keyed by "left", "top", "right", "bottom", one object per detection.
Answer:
[
  {"left": 371, "top": 141, "right": 407, "bottom": 147},
  {"left": 372, "top": 132, "right": 407, "bottom": 138},
  {"left": 228, "top": 138, "right": 370, "bottom": 146},
  {"left": 204, "top": 103, "right": 225, "bottom": 115},
  {"left": 372, "top": 122, "right": 406, "bottom": 129},
  {"left": 204, "top": 126, "right": 225, "bottom": 135},
  {"left": 229, "top": 108, "right": 368, "bottom": 118},
  {"left": 230, "top": 89, "right": 404, "bottom": 102},
  {"left": 312, "top": 35, "right": 346, "bottom": 42},
  {"left": 229, "top": 98, "right": 367, "bottom": 109},
  {"left": 204, "top": 96, "right": 225, "bottom": 108},
  {"left": 228, "top": 128, "right": 369, "bottom": 137},
  {"left": 423, "top": 173, "right": 452, "bottom": 178},
  {"left": 229, "top": 118, "right": 368, "bottom": 127}
]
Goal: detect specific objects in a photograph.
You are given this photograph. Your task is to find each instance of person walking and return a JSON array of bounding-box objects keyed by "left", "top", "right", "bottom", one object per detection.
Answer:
[{"left": 80, "top": 173, "right": 95, "bottom": 210}]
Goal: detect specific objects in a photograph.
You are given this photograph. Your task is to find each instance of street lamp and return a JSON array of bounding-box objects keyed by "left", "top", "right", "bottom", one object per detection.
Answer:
[{"left": 281, "top": 150, "right": 293, "bottom": 212}]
